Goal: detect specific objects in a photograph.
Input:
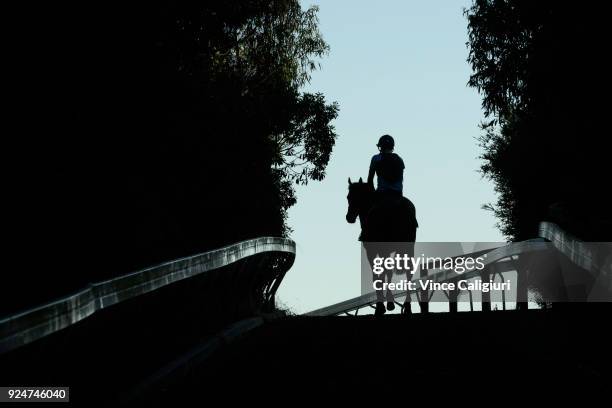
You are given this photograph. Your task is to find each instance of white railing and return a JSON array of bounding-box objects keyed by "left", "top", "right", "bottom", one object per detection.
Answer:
[
  {"left": 306, "top": 222, "right": 611, "bottom": 316},
  {"left": 0, "top": 237, "right": 296, "bottom": 353}
]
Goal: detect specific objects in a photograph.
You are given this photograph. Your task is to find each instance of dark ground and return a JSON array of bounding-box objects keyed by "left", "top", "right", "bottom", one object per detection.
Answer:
[
  {"left": 137, "top": 306, "right": 611, "bottom": 404},
  {"left": 4, "top": 304, "right": 610, "bottom": 404}
]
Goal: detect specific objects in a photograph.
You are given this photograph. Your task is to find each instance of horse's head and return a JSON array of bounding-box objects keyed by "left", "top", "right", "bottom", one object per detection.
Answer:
[{"left": 346, "top": 177, "right": 371, "bottom": 223}]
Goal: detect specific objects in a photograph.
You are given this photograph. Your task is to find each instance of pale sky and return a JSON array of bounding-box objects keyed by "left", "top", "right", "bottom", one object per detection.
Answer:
[{"left": 277, "top": 0, "right": 505, "bottom": 314}]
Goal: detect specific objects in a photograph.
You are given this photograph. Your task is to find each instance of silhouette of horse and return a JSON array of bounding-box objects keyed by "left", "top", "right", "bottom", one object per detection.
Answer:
[{"left": 346, "top": 177, "right": 418, "bottom": 316}]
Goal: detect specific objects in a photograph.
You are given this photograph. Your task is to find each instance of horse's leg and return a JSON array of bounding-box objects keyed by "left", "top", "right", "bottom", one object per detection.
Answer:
[
  {"left": 384, "top": 248, "right": 396, "bottom": 310},
  {"left": 385, "top": 267, "right": 396, "bottom": 311},
  {"left": 365, "top": 243, "right": 386, "bottom": 315},
  {"left": 402, "top": 229, "right": 417, "bottom": 315}
]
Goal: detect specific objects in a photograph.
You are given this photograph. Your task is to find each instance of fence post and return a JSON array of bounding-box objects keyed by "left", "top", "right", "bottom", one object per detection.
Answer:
[
  {"left": 516, "top": 254, "right": 530, "bottom": 311},
  {"left": 480, "top": 268, "right": 491, "bottom": 312},
  {"left": 448, "top": 284, "right": 458, "bottom": 313}
]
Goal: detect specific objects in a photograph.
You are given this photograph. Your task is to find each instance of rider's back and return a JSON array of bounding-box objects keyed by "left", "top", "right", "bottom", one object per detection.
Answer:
[{"left": 370, "top": 152, "right": 404, "bottom": 194}]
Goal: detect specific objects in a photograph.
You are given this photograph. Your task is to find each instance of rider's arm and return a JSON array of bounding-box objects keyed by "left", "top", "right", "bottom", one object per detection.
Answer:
[{"left": 367, "top": 156, "right": 376, "bottom": 190}]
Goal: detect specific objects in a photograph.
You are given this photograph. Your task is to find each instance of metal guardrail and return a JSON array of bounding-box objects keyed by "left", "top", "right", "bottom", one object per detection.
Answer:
[
  {"left": 0, "top": 237, "right": 295, "bottom": 354},
  {"left": 538, "top": 221, "right": 612, "bottom": 277},
  {"left": 306, "top": 221, "right": 610, "bottom": 316},
  {"left": 305, "top": 240, "right": 551, "bottom": 316}
]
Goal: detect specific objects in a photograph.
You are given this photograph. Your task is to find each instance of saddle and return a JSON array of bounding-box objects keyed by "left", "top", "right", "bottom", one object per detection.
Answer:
[
  {"left": 370, "top": 191, "right": 418, "bottom": 228},
  {"left": 360, "top": 191, "right": 418, "bottom": 242}
]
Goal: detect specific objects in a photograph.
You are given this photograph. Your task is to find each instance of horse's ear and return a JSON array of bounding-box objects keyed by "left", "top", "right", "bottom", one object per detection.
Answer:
[
  {"left": 348, "top": 177, "right": 352, "bottom": 185},
  {"left": 359, "top": 177, "right": 363, "bottom": 183}
]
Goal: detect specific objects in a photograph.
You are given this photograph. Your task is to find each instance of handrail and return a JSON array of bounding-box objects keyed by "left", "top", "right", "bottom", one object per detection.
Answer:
[
  {"left": 306, "top": 221, "right": 610, "bottom": 316},
  {"left": 0, "top": 237, "right": 296, "bottom": 353},
  {"left": 418, "top": 239, "right": 551, "bottom": 284},
  {"left": 539, "top": 221, "right": 611, "bottom": 277},
  {"left": 305, "top": 240, "right": 550, "bottom": 316}
]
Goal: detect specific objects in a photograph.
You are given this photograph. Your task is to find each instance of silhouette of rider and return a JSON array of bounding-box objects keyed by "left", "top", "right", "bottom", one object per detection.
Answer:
[
  {"left": 366, "top": 135, "right": 405, "bottom": 316},
  {"left": 367, "top": 134, "right": 404, "bottom": 200}
]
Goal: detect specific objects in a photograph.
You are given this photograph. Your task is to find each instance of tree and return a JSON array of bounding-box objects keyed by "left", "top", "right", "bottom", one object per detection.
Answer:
[
  {"left": 4, "top": 0, "right": 339, "bottom": 314},
  {"left": 465, "top": 0, "right": 610, "bottom": 240},
  {"left": 155, "top": 1, "right": 338, "bottom": 231}
]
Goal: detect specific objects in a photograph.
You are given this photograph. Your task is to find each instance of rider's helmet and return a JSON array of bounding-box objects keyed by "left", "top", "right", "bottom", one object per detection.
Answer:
[{"left": 376, "top": 134, "right": 395, "bottom": 150}]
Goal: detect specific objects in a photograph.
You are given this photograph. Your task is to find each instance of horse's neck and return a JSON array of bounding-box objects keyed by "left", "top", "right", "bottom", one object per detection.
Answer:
[{"left": 358, "top": 194, "right": 374, "bottom": 228}]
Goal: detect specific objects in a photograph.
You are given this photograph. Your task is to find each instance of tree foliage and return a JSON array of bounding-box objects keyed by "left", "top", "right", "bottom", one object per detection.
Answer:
[
  {"left": 6, "top": 0, "right": 338, "bottom": 313},
  {"left": 465, "top": 0, "right": 610, "bottom": 240},
  {"left": 153, "top": 1, "right": 339, "bottom": 230}
]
